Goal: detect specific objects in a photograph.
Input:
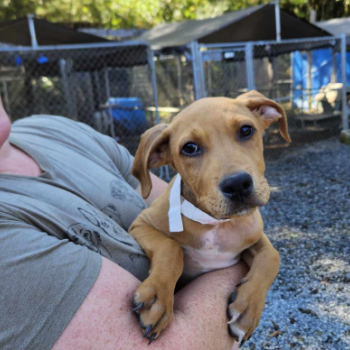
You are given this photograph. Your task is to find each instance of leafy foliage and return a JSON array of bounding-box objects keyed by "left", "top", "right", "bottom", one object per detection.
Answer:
[{"left": 0, "top": 0, "right": 349, "bottom": 28}]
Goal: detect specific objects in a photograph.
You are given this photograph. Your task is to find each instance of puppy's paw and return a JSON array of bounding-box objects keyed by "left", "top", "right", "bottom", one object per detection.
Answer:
[
  {"left": 227, "top": 280, "right": 266, "bottom": 346},
  {"left": 132, "top": 277, "right": 174, "bottom": 344}
]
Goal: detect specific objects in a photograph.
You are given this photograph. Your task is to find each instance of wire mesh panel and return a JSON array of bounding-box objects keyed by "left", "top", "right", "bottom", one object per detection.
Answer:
[
  {"left": 253, "top": 37, "right": 344, "bottom": 147},
  {"left": 198, "top": 37, "right": 347, "bottom": 149},
  {"left": 156, "top": 54, "right": 194, "bottom": 107},
  {"left": 201, "top": 47, "right": 247, "bottom": 98},
  {"left": 152, "top": 53, "right": 195, "bottom": 125},
  {"left": 0, "top": 43, "right": 159, "bottom": 155}
]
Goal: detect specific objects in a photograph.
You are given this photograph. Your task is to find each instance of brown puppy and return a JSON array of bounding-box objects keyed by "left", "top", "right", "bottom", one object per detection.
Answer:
[{"left": 129, "top": 90, "right": 290, "bottom": 345}]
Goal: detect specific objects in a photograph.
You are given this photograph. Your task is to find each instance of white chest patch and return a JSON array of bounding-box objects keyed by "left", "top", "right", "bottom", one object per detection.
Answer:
[{"left": 182, "top": 228, "right": 241, "bottom": 279}]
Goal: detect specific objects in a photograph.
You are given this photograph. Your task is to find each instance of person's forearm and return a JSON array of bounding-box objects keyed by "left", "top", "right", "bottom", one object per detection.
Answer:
[
  {"left": 132, "top": 261, "right": 248, "bottom": 350},
  {"left": 168, "top": 262, "right": 249, "bottom": 350},
  {"left": 53, "top": 258, "right": 247, "bottom": 350}
]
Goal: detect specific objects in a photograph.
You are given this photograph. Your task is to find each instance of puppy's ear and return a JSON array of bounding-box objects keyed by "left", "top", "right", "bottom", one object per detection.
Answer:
[
  {"left": 132, "top": 124, "right": 170, "bottom": 199},
  {"left": 236, "top": 90, "right": 291, "bottom": 142}
]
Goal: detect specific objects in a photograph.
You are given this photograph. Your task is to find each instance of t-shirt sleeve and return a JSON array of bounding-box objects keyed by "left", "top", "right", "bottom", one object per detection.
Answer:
[
  {"left": 75, "top": 121, "right": 140, "bottom": 189},
  {"left": 14, "top": 115, "right": 140, "bottom": 189},
  {"left": 0, "top": 219, "right": 101, "bottom": 350}
]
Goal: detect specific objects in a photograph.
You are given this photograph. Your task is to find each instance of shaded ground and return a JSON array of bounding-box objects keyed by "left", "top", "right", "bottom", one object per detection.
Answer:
[{"left": 248, "top": 138, "right": 350, "bottom": 350}]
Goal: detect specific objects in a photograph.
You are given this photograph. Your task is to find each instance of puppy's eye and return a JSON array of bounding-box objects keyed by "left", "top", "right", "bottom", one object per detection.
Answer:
[
  {"left": 239, "top": 125, "right": 254, "bottom": 139},
  {"left": 181, "top": 142, "right": 201, "bottom": 156}
]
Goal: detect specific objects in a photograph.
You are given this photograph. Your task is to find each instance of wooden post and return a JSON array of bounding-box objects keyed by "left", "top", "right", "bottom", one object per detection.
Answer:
[
  {"left": 176, "top": 56, "right": 183, "bottom": 106},
  {"left": 24, "top": 71, "right": 34, "bottom": 117},
  {"left": 290, "top": 53, "right": 294, "bottom": 108},
  {"left": 331, "top": 48, "right": 337, "bottom": 84},
  {"left": 307, "top": 52, "right": 312, "bottom": 110}
]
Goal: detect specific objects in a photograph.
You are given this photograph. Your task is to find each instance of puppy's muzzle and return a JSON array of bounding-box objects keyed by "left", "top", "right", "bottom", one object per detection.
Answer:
[{"left": 220, "top": 172, "right": 253, "bottom": 203}]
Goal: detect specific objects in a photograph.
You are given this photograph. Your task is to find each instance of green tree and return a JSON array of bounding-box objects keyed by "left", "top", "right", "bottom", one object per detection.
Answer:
[{"left": 0, "top": 0, "right": 349, "bottom": 28}]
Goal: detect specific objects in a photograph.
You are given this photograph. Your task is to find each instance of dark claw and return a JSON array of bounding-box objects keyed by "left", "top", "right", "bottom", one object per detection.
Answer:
[
  {"left": 143, "top": 325, "right": 152, "bottom": 338},
  {"left": 148, "top": 333, "right": 156, "bottom": 345},
  {"left": 228, "top": 325, "right": 239, "bottom": 342},
  {"left": 229, "top": 291, "right": 238, "bottom": 304},
  {"left": 133, "top": 302, "right": 144, "bottom": 312},
  {"left": 227, "top": 305, "right": 232, "bottom": 319},
  {"left": 139, "top": 318, "right": 146, "bottom": 329},
  {"left": 240, "top": 339, "right": 246, "bottom": 347},
  {"left": 248, "top": 335, "right": 251, "bottom": 341}
]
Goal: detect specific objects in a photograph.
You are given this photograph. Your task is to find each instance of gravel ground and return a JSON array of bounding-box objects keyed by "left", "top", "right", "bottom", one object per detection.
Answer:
[{"left": 246, "top": 138, "right": 350, "bottom": 350}]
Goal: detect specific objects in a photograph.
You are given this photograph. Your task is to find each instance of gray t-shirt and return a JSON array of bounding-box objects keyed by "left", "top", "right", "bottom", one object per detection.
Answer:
[{"left": 0, "top": 115, "right": 150, "bottom": 350}]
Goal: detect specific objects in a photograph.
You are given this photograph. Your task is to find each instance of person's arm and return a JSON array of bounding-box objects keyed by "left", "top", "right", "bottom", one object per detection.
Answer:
[{"left": 53, "top": 257, "right": 246, "bottom": 350}]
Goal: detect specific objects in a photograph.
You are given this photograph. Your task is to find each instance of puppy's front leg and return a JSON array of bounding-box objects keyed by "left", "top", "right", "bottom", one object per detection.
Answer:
[
  {"left": 129, "top": 217, "right": 184, "bottom": 343},
  {"left": 227, "top": 234, "right": 280, "bottom": 346}
]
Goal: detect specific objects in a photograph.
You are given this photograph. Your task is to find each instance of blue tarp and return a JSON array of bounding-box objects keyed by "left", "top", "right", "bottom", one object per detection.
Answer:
[
  {"left": 105, "top": 97, "right": 148, "bottom": 135},
  {"left": 292, "top": 49, "right": 350, "bottom": 108}
]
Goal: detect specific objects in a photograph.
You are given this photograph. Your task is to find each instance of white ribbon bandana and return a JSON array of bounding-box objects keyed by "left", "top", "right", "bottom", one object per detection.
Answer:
[{"left": 168, "top": 174, "right": 231, "bottom": 232}]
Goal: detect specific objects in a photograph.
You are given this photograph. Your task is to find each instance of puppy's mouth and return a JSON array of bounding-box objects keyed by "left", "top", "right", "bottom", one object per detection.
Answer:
[
  {"left": 206, "top": 193, "right": 268, "bottom": 219},
  {"left": 231, "top": 206, "right": 255, "bottom": 216},
  {"left": 190, "top": 187, "right": 268, "bottom": 220},
  {"left": 218, "top": 204, "right": 255, "bottom": 219}
]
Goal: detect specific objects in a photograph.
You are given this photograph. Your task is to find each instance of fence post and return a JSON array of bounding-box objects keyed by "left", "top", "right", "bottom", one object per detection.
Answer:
[
  {"left": 290, "top": 53, "right": 294, "bottom": 107},
  {"left": 197, "top": 46, "right": 207, "bottom": 98},
  {"left": 245, "top": 43, "right": 255, "bottom": 91},
  {"left": 1, "top": 81, "right": 10, "bottom": 114},
  {"left": 307, "top": 52, "right": 312, "bottom": 110},
  {"left": 341, "top": 33, "right": 349, "bottom": 131},
  {"left": 274, "top": 1, "right": 281, "bottom": 42},
  {"left": 103, "top": 69, "right": 116, "bottom": 139},
  {"left": 190, "top": 41, "right": 206, "bottom": 100},
  {"left": 331, "top": 48, "right": 337, "bottom": 83},
  {"left": 59, "top": 59, "right": 77, "bottom": 121},
  {"left": 147, "top": 47, "right": 169, "bottom": 179},
  {"left": 147, "top": 47, "right": 160, "bottom": 125},
  {"left": 27, "top": 14, "right": 38, "bottom": 49}
]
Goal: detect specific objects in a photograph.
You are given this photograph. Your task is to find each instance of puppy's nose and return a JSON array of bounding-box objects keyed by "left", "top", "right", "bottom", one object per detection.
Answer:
[{"left": 219, "top": 173, "right": 253, "bottom": 202}]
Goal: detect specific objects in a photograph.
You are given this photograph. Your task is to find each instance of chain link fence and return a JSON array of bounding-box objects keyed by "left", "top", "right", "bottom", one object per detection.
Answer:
[
  {"left": 197, "top": 36, "right": 348, "bottom": 150},
  {"left": 148, "top": 36, "right": 348, "bottom": 157},
  {"left": 152, "top": 51, "right": 195, "bottom": 124},
  {"left": 0, "top": 42, "right": 160, "bottom": 155},
  {"left": 202, "top": 47, "right": 247, "bottom": 99},
  {"left": 2, "top": 37, "right": 347, "bottom": 164}
]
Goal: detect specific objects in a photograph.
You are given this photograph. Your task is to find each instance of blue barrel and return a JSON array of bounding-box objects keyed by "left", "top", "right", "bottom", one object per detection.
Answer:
[{"left": 106, "top": 97, "right": 148, "bottom": 135}]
